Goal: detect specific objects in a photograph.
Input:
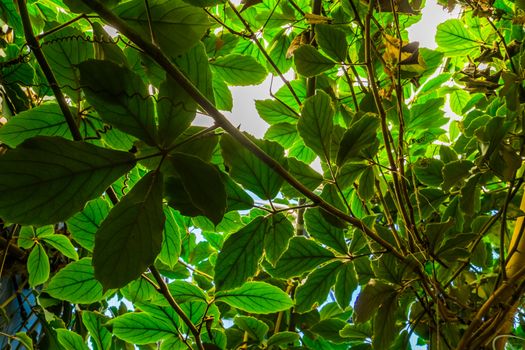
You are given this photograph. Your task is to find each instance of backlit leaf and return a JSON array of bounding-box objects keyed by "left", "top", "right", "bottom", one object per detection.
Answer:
[
  {"left": 294, "top": 44, "right": 336, "bottom": 77},
  {"left": 45, "top": 258, "right": 104, "bottom": 304},
  {"left": 28, "top": 244, "right": 49, "bottom": 287},
  {"left": 211, "top": 54, "right": 267, "bottom": 86},
  {"left": 214, "top": 216, "right": 266, "bottom": 290},
  {"left": 215, "top": 281, "right": 293, "bottom": 313},
  {"left": 110, "top": 312, "right": 177, "bottom": 344}
]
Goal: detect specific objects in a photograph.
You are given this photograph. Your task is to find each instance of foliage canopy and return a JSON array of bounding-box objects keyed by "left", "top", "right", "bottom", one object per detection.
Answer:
[{"left": 1, "top": 0, "right": 525, "bottom": 349}]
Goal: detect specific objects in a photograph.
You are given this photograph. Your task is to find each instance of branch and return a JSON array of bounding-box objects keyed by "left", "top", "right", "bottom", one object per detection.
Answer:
[
  {"left": 150, "top": 266, "right": 205, "bottom": 350},
  {"left": 17, "top": 0, "right": 83, "bottom": 141}
]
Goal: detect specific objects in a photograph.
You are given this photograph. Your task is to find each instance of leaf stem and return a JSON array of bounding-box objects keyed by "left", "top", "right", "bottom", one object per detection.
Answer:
[{"left": 149, "top": 266, "right": 205, "bottom": 350}]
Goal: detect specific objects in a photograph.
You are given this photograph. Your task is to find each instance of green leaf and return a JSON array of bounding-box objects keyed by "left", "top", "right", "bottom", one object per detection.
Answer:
[
  {"left": 56, "top": 329, "right": 89, "bottom": 350},
  {"left": 45, "top": 258, "right": 104, "bottom": 304},
  {"left": 295, "top": 261, "right": 343, "bottom": 313},
  {"left": 115, "top": 0, "right": 209, "bottom": 57},
  {"left": 339, "top": 323, "right": 371, "bottom": 340},
  {"left": 357, "top": 166, "right": 375, "bottom": 201},
  {"left": 215, "top": 281, "right": 293, "bottom": 313},
  {"left": 310, "top": 318, "right": 348, "bottom": 344},
  {"left": 336, "top": 162, "right": 368, "bottom": 190},
  {"left": 28, "top": 244, "right": 49, "bottom": 287},
  {"left": 78, "top": 59, "right": 157, "bottom": 145},
  {"left": 221, "top": 133, "right": 286, "bottom": 200},
  {"left": 255, "top": 99, "right": 298, "bottom": 125},
  {"left": 42, "top": 26, "right": 94, "bottom": 98},
  {"left": 0, "top": 136, "right": 135, "bottom": 225},
  {"left": 282, "top": 157, "right": 323, "bottom": 197},
  {"left": 271, "top": 237, "right": 335, "bottom": 278},
  {"left": 436, "top": 19, "right": 479, "bottom": 56},
  {"left": 294, "top": 44, "right": 336, "bottom": 77},
  {"left": 82, "top": 311, "right": 112, "bottom": 350},
  {"left": 42, "top": 235, "right": 79, "bottom": 260},
  {"left": 18, "top": 225, "right": 53, "bottom": 249},
  {"left": 214, "top": 216, "right": 266, "bottom": 290},
  {"left": 413, "top": 158, "right": 444, "bottom": 187},
  {"left": 337, "top": 114, "right": 380, "bottom": 166},
  {"left": 223, "top": 174, "right": 254, "bottom": 211},
  {"left": 158, "top": 207, "right": 182, "bottom": 269},
  {"left": 157, "top": 77, "right": 196, "bottom": 148},
  {"left": 460, "top": 174, "right": 481, "bottom": 216},
  {"left": 234, "top": 316, "right": 269, "bottom": 342},
  {"left": 441, "top": 159, "right": 474, "bottom": 190},
  {"left": 93, "top": 171, "right": 165, "bottom": 289},
  {"left": 334, "top": 262, "right": 358, "bottom": 309},
  {"left": 213, "top": 77, "right": 233, "bottom": 111},
  {"left": 304, "top": 209, "right": 347, "bottom": 254},
  {"left": 267, "top": 332, "right": 300, "bottom": 348},
  {"left": 354, "top": 279, "right": 395, "bottom": 323},
  {"left": 265, "top": 123, "right": 299, "bottom": 149},
  {"left": 14, "top": 332, "right": 34, "bottom": 350},
  {"left": 211, "top": 54, "right": 267, "bottom": 86},
  {"left": 92, "top": 22, "right": 128, "bottom": 65},
  {"left": 121, "top": 277, "right": 158, "bottom": 303},
  {"left": 0, "top": 103, "right": 72, "bottom": 147},
  {"left": 315, "top": 24, "right": 348, "bottom": 61},
  {"left": 110, "top": 312, "right": 176, "bottom": 344},
  {"left": 167, "top": 281, "right": 208, "bottom": 303},
  {"left": 67, "top": 198, "right": 109, "bottom": 252},
  {"left": 407, "top": 98, "right": 446, "bottom": 132},
  {"left": 264, "top": 213, "right": 294, "bottom": 265},
  {"left": 169, "top": 152, "right": 227, "bottom": 225},
  {"left": 372, "top": 290, "right": 399, "bottom": 350},
  {"left": 298, "top": 90, "right": 334, "bottom": 161}
]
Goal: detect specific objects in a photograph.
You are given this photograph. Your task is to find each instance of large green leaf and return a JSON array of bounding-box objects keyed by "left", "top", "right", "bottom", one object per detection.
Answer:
[
  {"left": 42, "top": 235, "right": 78, "bottom": 260},
  {"left": 93, "top": 171, "right": 165, "bottom": 289},
  {"left": 336, "top": 114, "right": 380, "bottom": 166},
  {"left": 298, "top": 90, "right": 334, "bottom": 161},
  {"left": 255, "top": 99, "right": 298, "bottom": 125},
  {"left": 294, "top": 45, "right": 336, "bottom": 77},
  {"left": 211, "top": 54, "right": 267, "bottom": 86},
  {"left": 78, "top": 59, "right": 158, "bottom": 145},
  {"left": 82, "top": 311, "right": 112, "bottom": 350},
  {"left": 214, "top": 216, "right": 266, "bottom": 290},
  {"left": 115, "top": 0, "right": 209, "bottom": 57},
  {"left": 28, "top": 244, "right": 49, "bottom": 287},
  {"left": 42, "top": 26, "right": 94, "bottom": 99},
  {"left": 295, "top": 261, "right": 343, "bottom": 313},
  {"left": 110, "top": 312, "right": 177, "bottom": 344},
  {"left": 0, "top": 136, "right": 135, "bottom": 225},
  {"left": 354, "top": 279, "right": 396, "bottom": 323},
  {"left": 0, "top": 103, "right": 72, "bottom": 147},
  {"left": 67, "top": 198, "right": 110, "bottom": 252},
  {"left": 372, "top": 290, "right": 399, "bottom": 350},
  {"left": 304, "top": 209, "right": 347, "bottom": 254},
  {"left": 315, "top": 24, "right": 348, "bottom": 62},
  {"left": 220, "top": 133, "right": 286, "bottom": 200},
  {"left": 334, "top": 262, "right": 358, "bottom": 309},
  {"left": 271, "top": 237, "right": 335, "bottom": 278},
  {"left": 169, "top": 153, "right": 227, "bottom": 225},
  {"left": 158, "top": 207, "right": 182, "bottom": 269},
  {"left": 264, "top": 213, "right": 294, "bottom": 265},
  {"left": 436, "top": 19, "right": 479, "bottom": 56},
  {"left": 56, "top": 329, "right": 89, "bottom": 350},
  {"left": 45, "top": 258, "right": 104, "bottom": 304},
  {"left": 215, "top": 281, "right": 293, "bottom": 313},
  {"left": 234, "top": 316, "right": 269, "bottom": 342}
]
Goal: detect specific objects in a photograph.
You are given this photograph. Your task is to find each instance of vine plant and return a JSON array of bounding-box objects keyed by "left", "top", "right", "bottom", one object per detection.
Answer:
[{"left": 0, "top": 0, "right": 525, "bottom": 349}]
